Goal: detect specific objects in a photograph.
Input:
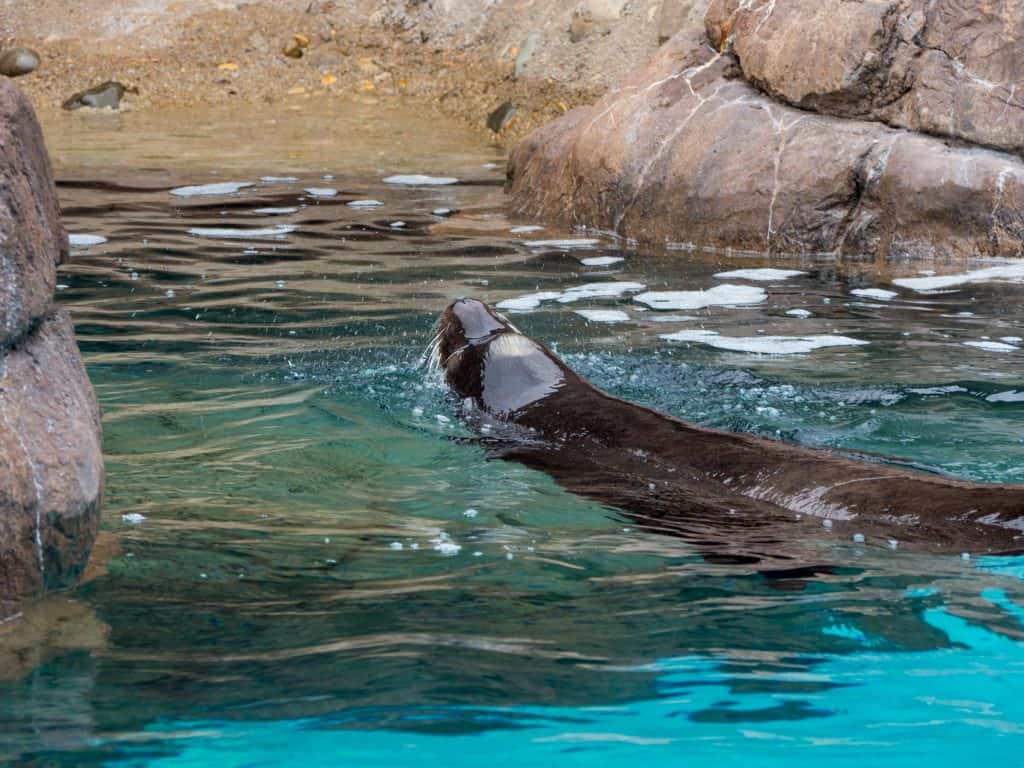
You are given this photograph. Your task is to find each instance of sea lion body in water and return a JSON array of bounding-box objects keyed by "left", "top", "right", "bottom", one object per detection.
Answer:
[{"left": 432, "top": 298, "right": 1024, "bottom": 560}]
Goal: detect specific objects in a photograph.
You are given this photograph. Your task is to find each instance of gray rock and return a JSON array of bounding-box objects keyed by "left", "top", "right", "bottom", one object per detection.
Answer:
[
  {"left": 514, "top": 32, "right": 540, "bottom": 79},
  {"left": 487, "top": 100, "right": 517, "bottom": 133},
  {"left": 0, "top": 48, "right": 40, "bottom": 78},
  {"left": 62, "top": 81, "right": 131, "bottom": 110}
]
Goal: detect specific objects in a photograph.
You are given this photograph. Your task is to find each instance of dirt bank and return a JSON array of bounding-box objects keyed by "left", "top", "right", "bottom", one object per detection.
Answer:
[{"left": 1, "top": 0, "right": 677, "bottom": 143}]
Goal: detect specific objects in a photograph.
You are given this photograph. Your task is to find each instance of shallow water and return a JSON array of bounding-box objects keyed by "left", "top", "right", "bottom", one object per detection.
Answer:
[{"left": 4, "top": 101, "right": 1024, "bottom": 765}]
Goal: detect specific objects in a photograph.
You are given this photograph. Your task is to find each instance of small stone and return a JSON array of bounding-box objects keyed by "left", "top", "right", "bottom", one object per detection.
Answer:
[
  {"left": 514, "top": 32, "right": 540, "bottom": 79},
  {"left": 0, "top": 48, "right": 41, "bottom": 78},
  {"left": 217, "top": 62, "right": 239, "bottom": 71},
  {"left": 487, "top": 101, "right": 517, "bottom": 134},
  {"left": 284, "top": 34, "right": 310, "bottom": 59},
  {"left": 822, "top": 519, "right": 833, "bottom": 529},
  {"left": 62, "top": 81, "right": 133, "bottom": 111}
]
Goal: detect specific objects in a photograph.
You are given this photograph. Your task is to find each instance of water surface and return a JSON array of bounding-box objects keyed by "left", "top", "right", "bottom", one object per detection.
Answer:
[{"left": 4, "top": 100, "right": 1024, "bottom": 766}]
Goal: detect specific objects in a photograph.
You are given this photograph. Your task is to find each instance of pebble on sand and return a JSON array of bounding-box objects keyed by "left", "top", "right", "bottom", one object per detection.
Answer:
[{"left": 0, "top": 48, "right": 41, "bottom": 78}]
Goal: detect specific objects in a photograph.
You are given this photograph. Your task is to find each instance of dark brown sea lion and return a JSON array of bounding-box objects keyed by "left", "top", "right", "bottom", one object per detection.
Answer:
[{"left": 432, "top": 298, "right": 1024, "bottom": 561}]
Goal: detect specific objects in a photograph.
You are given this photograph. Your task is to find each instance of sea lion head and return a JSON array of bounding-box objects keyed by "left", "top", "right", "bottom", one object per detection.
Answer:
[{"left": 432, "top": 298, "right": 566, "bottom": 418}]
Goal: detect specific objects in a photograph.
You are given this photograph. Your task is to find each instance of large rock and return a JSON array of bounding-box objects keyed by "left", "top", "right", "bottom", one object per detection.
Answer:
[
  {"left": 0, "top": 81, "right": 67, "bottom": 347},
  {"left": 706, "top": 0, "right": 1024, "bottom": 157},
  {"left": 0, "top": 312, "right": 103, "bottom": 619},
  {"left": 0, "top": 79, "right": 102, "bottom": 620},
  {"left": 508, "top": 27, "right": 1024, "bottom": 257}
]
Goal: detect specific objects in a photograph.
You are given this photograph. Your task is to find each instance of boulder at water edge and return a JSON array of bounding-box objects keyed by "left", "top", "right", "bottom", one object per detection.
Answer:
[
  {"left": 0, "top": 79, "right": 103, "bottom": 619},
  {"left": 508, "top": 1, "right": 1024, "bottom": 259}
]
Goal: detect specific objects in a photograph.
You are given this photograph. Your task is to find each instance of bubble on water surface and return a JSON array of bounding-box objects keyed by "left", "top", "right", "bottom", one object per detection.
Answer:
[
  {"left": 383, "top": 175, "right": 459, "bottom": 186},
  {"left": 170, "top": 181, "right": 253, "bottom": 197}
]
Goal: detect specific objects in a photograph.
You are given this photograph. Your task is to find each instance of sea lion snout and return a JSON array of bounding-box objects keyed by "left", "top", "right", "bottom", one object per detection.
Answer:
[{"left": 448, "top": 298, "right": 512, "bottom": 341}]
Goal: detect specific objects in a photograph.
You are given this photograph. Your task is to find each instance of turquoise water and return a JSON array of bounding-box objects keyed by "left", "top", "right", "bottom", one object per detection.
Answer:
[{"left": 4, "top": 105, "right": 1024, "bottom": 765}]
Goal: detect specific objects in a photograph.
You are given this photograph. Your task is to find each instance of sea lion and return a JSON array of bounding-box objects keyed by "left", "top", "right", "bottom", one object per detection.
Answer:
[{"left": 431, "top": 298, "right": 1024, "bottom": 560}]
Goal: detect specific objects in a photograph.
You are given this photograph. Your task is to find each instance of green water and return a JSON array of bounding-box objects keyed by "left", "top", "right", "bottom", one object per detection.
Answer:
[{"left": 3, "top": 102, "right": 1024, "bottom": 765}]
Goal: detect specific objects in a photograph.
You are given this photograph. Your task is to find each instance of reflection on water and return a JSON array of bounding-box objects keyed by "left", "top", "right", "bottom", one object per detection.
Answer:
[{"left": 3, "top": 102, "right": 1024, "bottom": 764}]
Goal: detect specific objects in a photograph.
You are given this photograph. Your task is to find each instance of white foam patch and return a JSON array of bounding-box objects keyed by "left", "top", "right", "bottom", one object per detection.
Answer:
[
  {"left": 305, "top": 187, "right": 338, "bottom": 198},
  {"left": 69, "top": 234, "right": 107, "bottom": 247},
  {"left": 347, "top": 199, "right": 383, "bottom": 208},
  {"left": 575, "top": 309, "right": 630, "bottom": 323},
  {"left": 963, "top": 340, "right": 1019, "bottom": 352},
  {"left": 581, "top": 256, "right": 625, "bottom": 267},
  {"left": 170, "top": 181, "right": 253, "bottom": 197},
  {"left": 851, "top": 288, "right": 899, "bottom": 301},
  {"left": 661, "top": 330, "right": 869, "bottom": 355},
  {"left": 908, "top": 385, "right": 968, "bottom": 396},
  {"left": 525, "top": 238, "right": 601, "bottom": 249},
  {"left": 1002, "top": 336, "right": 1023, "bottom": 343},
  {"left": 510, "top": 225, "right": 544, "bottom": 234},
  {"left": 635, "top": 284, "right": 767, "bottom": 311},
  {"left": 253, "top": 207, "right": 299, "bottom": 215},
  {"left": 558, "top": 282, "right": 646, "bottom": 303},
  {"left": 383, "top": 175, "right": 459, "bottom": 186},
  {"left": 988, "top": 390, "right": 1024, "bottom": 403},
  {"left": 496, "top": 292, "right": 563, "bottom": 311},
  {"left": 713, "top": 268, "right": 806, "bottom": 281},
  {"left": 646, "top": 314, "right": 700, "bottom": 322},
  {"left": 188, "top": 225, "right": 296, "bottom": 239},
  {"left": 893, "top": 264, "right": 1024, "bottom": 292},
  {"left": 786, "top": 309, "right": 813, "bottom": 318},
  {"left": 260, "top": 176, "right": 298, "bottom": 183}
]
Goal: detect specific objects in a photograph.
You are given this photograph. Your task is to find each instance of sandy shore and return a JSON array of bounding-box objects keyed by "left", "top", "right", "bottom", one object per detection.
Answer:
[{"left": 1, "top": 0, "right": 672, "bottom": 143}]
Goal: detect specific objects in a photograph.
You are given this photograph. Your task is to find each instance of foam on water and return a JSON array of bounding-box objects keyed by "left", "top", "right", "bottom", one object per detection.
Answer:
[
  {"left": 525, "top": 238, "right": 601, "bottom": 249},
  {"left": 893, "top": 264, "right": 1024, "bottom": 292},
  {"left": 575, "top": 309, "right": 631, "bottom": 323},
  {"left": 305, "top": 187, "right": 338, "bottom": 198},
  {"left": 581, "top": 256, "right": 626, "bottom": 267},
  {"left": 495, "top": 292, "right": 564, "bottom": 311},
  {"left": 510, "top": 225, "right": 544, "bottom": 234},
  {"left": 383, "top": 174, "right": 459, "bottom": 185},
  {"left": 348, "top": 199, "right": 384, "bottom": 208},
  {"left": 188, "top": 225, "right": 297, "bottom": 239},
  {"left": 170, "top": 181, "right": 253, "bottom": 197},
  {"left": 253, "top": 207, "right": 299, "bottom": 215},
  {"left": 635, "top": 284, "right": 767, "bottom": 311},
  {"left": 68, "top": 233, "right": 108, "bottom": 247},
  {"left": 558, "top": 282, "right": 646, "bottom": 303},
  {"left": 786, "top": 309, "right": 813, "bottom": 318},
  {"left": 661, "top": 330, "right": 869, "bottom": 354},
  {"left": 988, "top": 390, "right": 1024, "bottom": 402},
  {"left": 260, "top": 176, "right": 298, "bottom": 183},
  {"left": 713, "top": 268, "right": 806, "bottom": 281},
  {"left": 851, "top": 288, "right": 899, "bottom": 301},
  {"left": 963, "top": 340, "right": 1020, "bottom": 352}
]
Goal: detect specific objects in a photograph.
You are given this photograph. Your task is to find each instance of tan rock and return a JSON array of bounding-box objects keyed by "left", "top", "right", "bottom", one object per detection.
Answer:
[
  {"left": 508, "top": 29, "right": 1024, "bottom": 258},
  {"left": 0, "top": 310, "right": 104, "bottom": 619},
  {"left": 707, "top": 0, "right": 1024, "bottom": 157},
  {"left": 0, "top": 80, "right": 67, "bottom": 347}
]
